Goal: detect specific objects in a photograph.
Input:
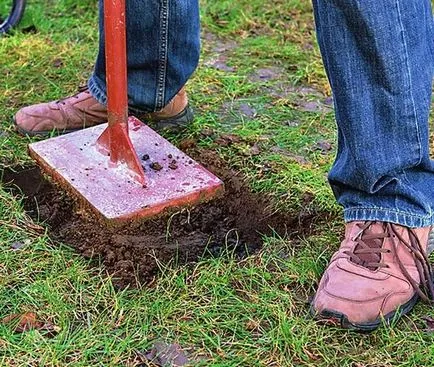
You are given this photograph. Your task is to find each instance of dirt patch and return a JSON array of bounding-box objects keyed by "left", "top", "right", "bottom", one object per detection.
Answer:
[
  {"left": 1, "top": 150, "right": 316, "bottom": 288},
  {"left": 248, "top": 67, "right": 286, "bottom": 83}
]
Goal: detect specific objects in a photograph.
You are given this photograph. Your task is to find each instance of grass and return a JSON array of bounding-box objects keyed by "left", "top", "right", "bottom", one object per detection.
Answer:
[{"left": 1, "top": 0, "right": 434, "bottom": 366}]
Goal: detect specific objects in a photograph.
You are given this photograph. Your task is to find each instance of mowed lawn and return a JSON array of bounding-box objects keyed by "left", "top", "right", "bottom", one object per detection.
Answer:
[{"left": 0, "top": 0, "right": 434, "bottom": 366}]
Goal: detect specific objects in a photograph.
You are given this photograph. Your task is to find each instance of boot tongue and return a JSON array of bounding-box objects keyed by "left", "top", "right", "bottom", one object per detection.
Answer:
[{"left": 353, "top": 222, "right": 387, "bottom": 270}]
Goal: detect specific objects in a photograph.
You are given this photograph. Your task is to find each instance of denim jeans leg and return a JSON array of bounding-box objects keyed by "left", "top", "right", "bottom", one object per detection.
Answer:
[
  {"left": 312, "top": 0, "right": 434, "bottom": 228},
  {"left": 88, "top": 0, "right": 200, "bottom": 113}
]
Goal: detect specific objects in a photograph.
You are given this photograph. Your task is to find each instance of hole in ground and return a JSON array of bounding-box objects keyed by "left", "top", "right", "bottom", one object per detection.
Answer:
[{"left": 1, "top": 151, "right": 321, "bottom": 288}]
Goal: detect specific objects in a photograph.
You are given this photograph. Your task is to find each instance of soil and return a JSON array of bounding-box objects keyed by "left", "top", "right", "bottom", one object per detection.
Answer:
[
  {"left": 168, "top": 160, "right": 178, "bottom": 170},
  {"left": 150, "top": 162, "right": 163, "bottom": 171},
  {"left": 1, "top": 149, "right": 319, "bottom": 288}
]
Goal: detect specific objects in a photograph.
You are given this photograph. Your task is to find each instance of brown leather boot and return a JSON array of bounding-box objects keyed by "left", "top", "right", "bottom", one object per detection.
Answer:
[
  {"left": 14, "top": 87, "right": 193, "bottom": 137},
  {"left": 311, "top": 221, "right": 434, "bottom": 331}
]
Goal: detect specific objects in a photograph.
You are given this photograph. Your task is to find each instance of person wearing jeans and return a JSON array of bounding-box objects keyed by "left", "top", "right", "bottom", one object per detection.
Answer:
[
  {"left": 310, "top": 0, "right": 434, "bottom": 330},
  {"left": 14, "top": 0, "right": 200, "bottom": 136},
  {"left": 14, "top": 0, "right": 434, "bottom": 331}
]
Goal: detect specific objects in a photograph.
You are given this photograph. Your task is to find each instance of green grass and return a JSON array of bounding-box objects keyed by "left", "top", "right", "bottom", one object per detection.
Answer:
[{"left": 1, "top": 0, "right": 434, "bottom": 366}]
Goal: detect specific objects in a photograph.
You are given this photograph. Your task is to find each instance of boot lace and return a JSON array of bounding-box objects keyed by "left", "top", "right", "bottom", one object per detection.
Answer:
[
  {"left": 344, "top": 221, "right": 434, "bottom": 302},
  {"left": 57, "top": 86, "right": 89, "bottom": 105}
]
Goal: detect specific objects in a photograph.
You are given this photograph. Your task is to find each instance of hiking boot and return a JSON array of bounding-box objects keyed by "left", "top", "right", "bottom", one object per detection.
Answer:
[
  {"left": 14, "top": 87, "right": 193, "bottom": 137},
  {"left": 311, "top": 221, "right": 434, "bottom": 331}
]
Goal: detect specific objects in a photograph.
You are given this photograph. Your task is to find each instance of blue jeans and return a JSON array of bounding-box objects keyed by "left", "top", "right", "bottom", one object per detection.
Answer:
[
  {"left": 312, "top": 0, "right": 434, "bottom": 228},
  {"left": 88, "top": 0, "right": 200, "bottom": 113}
]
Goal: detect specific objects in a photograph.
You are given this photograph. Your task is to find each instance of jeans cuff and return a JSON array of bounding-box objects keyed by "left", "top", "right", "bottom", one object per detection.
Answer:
[
  {"left": 344, "top": 207, "right": 434, "bottom": 228},
  {"left": 88, "top": 74, "right": 107, "bottom": 106},
  {"left": 88, "top": 74, "right": 155, "bottom": 114}
]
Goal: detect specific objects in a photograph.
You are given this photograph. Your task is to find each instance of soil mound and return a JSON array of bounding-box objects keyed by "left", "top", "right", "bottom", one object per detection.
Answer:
[{"left": 1, "top": 150, "right": 307, "bottom": 288}]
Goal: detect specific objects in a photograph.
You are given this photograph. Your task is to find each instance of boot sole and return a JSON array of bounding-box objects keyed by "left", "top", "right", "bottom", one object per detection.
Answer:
[
  {"left": 310, "top": 227, "right": 434, "bottom": 332},
  {"left": 310, "top": 293, "right": 419, "bottom": 332},
  {"left": 146, "top": 105, "right": 194, "bottom": 132},
  {"left": 13, "top": 106, "right": 194, "bottom": 137}
]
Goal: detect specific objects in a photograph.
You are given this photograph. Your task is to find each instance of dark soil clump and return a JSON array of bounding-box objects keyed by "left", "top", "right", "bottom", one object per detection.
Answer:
[
  {"left": 150, "top": 162, "right": 163, "bottom": 171},
  {"left": 168, "top": 160, "right": 178, "bottom": 170},
  {"left": 1, "top": 150, "right": 312, "bottom": 288}
]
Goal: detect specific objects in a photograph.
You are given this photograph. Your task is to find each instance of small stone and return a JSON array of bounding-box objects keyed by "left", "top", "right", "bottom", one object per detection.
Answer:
[
  {"left": 239, "top": 103, "right": 257, "bottom": 118},
  {"left": 143, "top": 341, "right": 190, "bottom": 366},
  {"left": 206, "top": 56, "right": 236, "bottom": 72},
  {"left": 250, "top": 143, "right": 261, "bottom": 156},
  {"left": 52, "top": 58, "right": 63, "bottom": 68},
  {"left": 323, "top": 96, "right": 334, "bottom": 106},
  {"left": 285, "top": 120, "right": 299, "bottom": 127},
  {"left": 314, "top": 140, "right": 333, "bottom": 153},
  {"left": 11, "top": 241, "right": 25, "bottom": 250}
]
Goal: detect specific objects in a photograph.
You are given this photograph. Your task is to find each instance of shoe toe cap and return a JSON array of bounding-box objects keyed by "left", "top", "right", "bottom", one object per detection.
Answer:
[
  {"left": 14, "top": 108, "right": 38, "bottom": 133},
  {"left": 311, "top": 261, "right": 401, "bottom": 326},
  {"left": 14, "top": 105, "right": 63, "bottom": 134}
]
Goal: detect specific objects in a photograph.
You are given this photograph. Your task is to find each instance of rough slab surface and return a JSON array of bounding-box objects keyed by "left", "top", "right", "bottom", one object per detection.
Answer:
[{"left": 28, "top": 117, "right": 224, "bottom": 221}]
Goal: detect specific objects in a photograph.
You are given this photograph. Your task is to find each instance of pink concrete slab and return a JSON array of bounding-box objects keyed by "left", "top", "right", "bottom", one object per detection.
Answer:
[{"left": 28, "top": 117, "right": 224, "bottom": 222}]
